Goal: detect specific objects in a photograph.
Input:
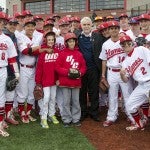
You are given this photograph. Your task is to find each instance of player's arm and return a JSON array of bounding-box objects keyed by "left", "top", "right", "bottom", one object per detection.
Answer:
[
  {"left": 101, "top": 60, "right": 107, "bottom": 78},
  {"left": 120, "top": 68, "right": 129, "bottom": 83}
]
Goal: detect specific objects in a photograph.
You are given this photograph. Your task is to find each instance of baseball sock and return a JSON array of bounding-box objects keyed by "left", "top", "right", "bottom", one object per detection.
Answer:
[
  {"left": 0, "top": 107, "right": 4, "bottom": 122},
  {"left": 5, "top": 101, "right": 13, "bottom": 118},
  {"left": 131, "top": 111, "right": 142, "bottom": 128},
  {"left": 141, "top": 102, "right": 149, "bottom": 118},
  {"left": 26, "top": 103, "right": 33, "bottom": 115},
  {"left": 18, "top": 102, "right": 25, "bottom": 116}
]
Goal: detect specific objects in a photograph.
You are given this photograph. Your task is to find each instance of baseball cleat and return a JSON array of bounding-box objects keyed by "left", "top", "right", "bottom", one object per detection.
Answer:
[
  {"left": 2, "top": 121, "right": 9, "bottom": 129},
  {"left": 5, "top": 118, "right": 19, "bottom": 125},
  {"left": 0, "top": 128, "right": 9, "bottom": 137},
  {"left": 103, "top": 120, "right": 114, "bottom": 127},
  {"left": 41, "top": 119, "right": 49, "bottom": 129},
  {"left": 21, "top": 115, "right": 29, "bottom": 124},
  {"left": 48, "top": 115, "right": 59, "bottom": 124},
  {"left": 28, "top": 115, "right": 37, "bottom": 122}
]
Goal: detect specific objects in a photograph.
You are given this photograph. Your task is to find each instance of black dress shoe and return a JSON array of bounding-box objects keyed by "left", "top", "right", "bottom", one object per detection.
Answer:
[{"left": 90, "top": 115, "right": 100, "bottom": 122}]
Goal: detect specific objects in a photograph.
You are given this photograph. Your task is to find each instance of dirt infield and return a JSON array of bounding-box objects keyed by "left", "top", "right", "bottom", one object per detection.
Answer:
[{"left": 79, "top": 108, "right": 150, "bottom": 150}]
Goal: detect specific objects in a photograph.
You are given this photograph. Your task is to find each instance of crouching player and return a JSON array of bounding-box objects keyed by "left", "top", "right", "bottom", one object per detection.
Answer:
[{"left": 120, "top": 35, "right": 150, "bottom": 131}]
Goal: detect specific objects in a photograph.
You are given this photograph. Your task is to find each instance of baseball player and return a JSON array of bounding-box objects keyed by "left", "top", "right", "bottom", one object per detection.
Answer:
[
  {"left": 126, "top": 17, "right": 140, "bottom": 41},
  {"left": 0, "top": 12, "right": 19, "bottom": 137},
  {"left": 120, "top": 35, "right": 150, "bottom": 130},
  {"left": 138, "top": 14, "right": 150, "bottom": 38},
  {"left": 3, "top": 18, "right": 20, "bottom": 125},
  {"left": 99, "top": 21, "right": 135, "bottom": 127},
  {"left": 16, "top": 20, "right": 42, "bottom": 123}
]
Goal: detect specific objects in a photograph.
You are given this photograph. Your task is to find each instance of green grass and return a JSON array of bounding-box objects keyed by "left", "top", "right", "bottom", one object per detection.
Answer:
[{"left": 0, "top": 119, "right": 95, "bottom": 150}]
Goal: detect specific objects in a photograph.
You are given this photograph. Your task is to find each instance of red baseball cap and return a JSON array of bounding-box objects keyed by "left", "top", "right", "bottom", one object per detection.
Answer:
[
  {"left": 64, "top": 32, "right": 77, "bottom": 42},
  {"left": 58, "top": 18, "right": 70, "bottom": 26},
  {"left": 0, "top": 12, "right": 8, "bottom": 21},
  {"left": 107, "top": 21, "right": 120, "bottom": 27},
  {"left": 138, "top": 14, "right": 150, "bottom": 21},
  {"left": 119, "top": 13, "right": 128, "bottom": 19},
  {"left": 98, "top": 22, "right": 108, "bottom": 31},
  {"left": 71, "top": 16, "right": 81, "bottom": 22},
  {"left": 43, "top": 20, "right": 54, "bottom": 27},
  {"left": 34, "top": 15, "right": 43, "bottom": 21},
  {"left": 46, "top": 15, "right": 55, "bottom": 22},
  {"left": 24, "top": 20, "right": 36, "bottom": 26},
  {"left": 14, "top": 12, "right": 24, "bottom": 18},
  {"left": 22, "top": 10, "right": 33, "bottom": 17},
  {"left": 119, "top": 35, "right": 132, "bottom": 43}
]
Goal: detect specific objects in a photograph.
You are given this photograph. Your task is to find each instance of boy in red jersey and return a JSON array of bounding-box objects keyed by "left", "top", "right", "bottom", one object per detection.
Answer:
[
  {"left": 55, "top": 33, "right": 86, "bottom": 127},
  {"left": 35, "top": 32, "right": 59, "bottom": 128}
]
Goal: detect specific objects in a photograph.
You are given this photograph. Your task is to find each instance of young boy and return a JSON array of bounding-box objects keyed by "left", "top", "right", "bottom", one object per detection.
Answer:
[
  {"left": 120, "top": 35, "right": 150, "bottom": 131},
  {"left": 55, "top": 33, "right": 86, "bottom": 127},
  {"left": 35, "top": 32, "right": 59, "bottom": 128}
]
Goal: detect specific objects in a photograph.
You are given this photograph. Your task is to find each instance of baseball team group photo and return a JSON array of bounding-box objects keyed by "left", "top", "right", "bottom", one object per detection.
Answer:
[{"left": 0, "top": 0, "right": 150, "bottom": 149}]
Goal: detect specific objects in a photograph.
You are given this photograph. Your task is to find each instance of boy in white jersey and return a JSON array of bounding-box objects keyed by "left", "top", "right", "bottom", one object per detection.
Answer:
[
  {"left": 120, "top": 35, "right": 150, "bottom": 131},
  {"left": 0, "top": 12, "right": 19, "bottom": 137},
  {"left": 99, "top": 21, "right": 134, "bottom": 127}
]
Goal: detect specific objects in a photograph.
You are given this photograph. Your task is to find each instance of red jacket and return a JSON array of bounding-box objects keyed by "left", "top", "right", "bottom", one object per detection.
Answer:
[
  {"left": 55, "top": 47, "right": 87, "bottom": 88},
  {"left": 35, "top": 45, "right": 59, "bottom": 87}
]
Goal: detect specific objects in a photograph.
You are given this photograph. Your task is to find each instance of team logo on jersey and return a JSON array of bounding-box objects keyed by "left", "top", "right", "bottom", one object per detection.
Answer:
[
  {"left": 0, "top": 43, "right": 8, "bottom": 50},
  {"left": 45, "top": 53, "right": 59, "bottom": 62},
  {"left": 66, "top": 55, "right": 79, "bottom": 68},
  {"left": 125, "top": 57, "right": 143, "bottom": 75},
  {"left": 106, "top": 48, "right": 124, "bottom": 59}
]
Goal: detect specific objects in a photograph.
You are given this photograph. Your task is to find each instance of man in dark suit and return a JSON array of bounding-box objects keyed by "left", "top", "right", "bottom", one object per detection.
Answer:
[{"left": 78, "top": 17, "right": 105, "bottom": 121}]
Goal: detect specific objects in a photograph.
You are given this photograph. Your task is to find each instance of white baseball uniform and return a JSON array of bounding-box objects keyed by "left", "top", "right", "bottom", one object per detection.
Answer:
[
  {"left": 122, "top": 46, "right": 150, "bottom": 114},
  {"left": 0, "top": 33, "right": 17, "bottom": 107},
  {"left": 99, "top": 38, "right": 134, "bottom": 122},
  {"left": 16, "top": 31, "right": 42, "bottom": 106}
]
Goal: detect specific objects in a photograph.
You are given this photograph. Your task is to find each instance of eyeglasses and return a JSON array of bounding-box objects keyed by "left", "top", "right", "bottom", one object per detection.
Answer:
[{"left": 120, "top": 41, "right": 132, "bottom": 47}]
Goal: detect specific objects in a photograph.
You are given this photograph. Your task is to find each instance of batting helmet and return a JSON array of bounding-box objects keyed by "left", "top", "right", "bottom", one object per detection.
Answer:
[{"left": 64, "top": 33, "right": 77, "bottom": 42}]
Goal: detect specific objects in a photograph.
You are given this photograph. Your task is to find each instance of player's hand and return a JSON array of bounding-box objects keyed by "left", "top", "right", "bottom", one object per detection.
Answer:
[
  {"left": 120, "top": 69, "right": 126, "bottom": 76},
  {"left": 46, "top": 48, "right": 53, "bottom": 54}
]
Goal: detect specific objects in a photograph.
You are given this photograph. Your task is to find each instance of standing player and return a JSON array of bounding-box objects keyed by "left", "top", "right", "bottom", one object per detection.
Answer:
[
  {"left": 99, "top": 21, "right": 134, "bottom": 127},
  {"left": 120, "top": 35, "right": 150, "bottom": 130},
  {"left": 16, "top": 20, "right": 41, "bottom": 123},
  {"left": 0, "top": 12, "right": 19, "bottom": 137},
  {"left": 3, "top": 18, "right": 20, "bottom": 125}
]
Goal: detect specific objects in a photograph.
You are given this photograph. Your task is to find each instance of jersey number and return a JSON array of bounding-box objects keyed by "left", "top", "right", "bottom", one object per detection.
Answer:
[
  {"left": 119, "top": 56, "right": 125, "bottom": 63},
  {"left": 140, "top": 67, "right": 147, "bottom": 75},
  {"left": 1, "top": 52, "right": 5, "bottom": 60}
]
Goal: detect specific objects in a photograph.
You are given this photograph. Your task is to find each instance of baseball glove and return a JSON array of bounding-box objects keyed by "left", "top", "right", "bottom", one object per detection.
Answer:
[
  {"left": 99, "top": 77, "right": 109, "bottom": 93},
  {"left": 135, "top": 37, "right": 147, "bottom": 46},
  {"left": 33, "top": 84, "right": 44, "bottom": 101},
  {"left": 6, "top": 76, "right": 19, "bottom": 91},
  {"left": 68, "top": 68, "right": 80, "bottom": 79}
]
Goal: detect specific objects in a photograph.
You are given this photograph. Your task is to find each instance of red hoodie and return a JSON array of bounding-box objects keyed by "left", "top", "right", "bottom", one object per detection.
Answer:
[
  {"left": 35, "top": 44, "right": 59, "bottom": 87},
  {"left": 55, "top": 47, "right": 87, "bottom": 88}
]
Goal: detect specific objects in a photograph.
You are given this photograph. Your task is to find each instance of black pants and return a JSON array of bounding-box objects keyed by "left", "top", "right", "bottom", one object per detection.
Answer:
[{"left": 79, "top": 68, "right": 100, "bottom": 117}]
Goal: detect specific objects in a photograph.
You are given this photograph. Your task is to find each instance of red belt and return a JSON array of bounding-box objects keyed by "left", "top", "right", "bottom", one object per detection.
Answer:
[
  {"left": 21, "top": 64, "right": 34, "bottom": 68},
  {"left": 109, "top": 68, "right": 120, "bottom": 72}
]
